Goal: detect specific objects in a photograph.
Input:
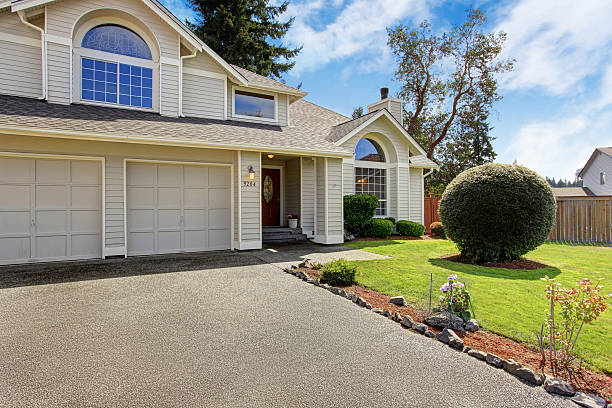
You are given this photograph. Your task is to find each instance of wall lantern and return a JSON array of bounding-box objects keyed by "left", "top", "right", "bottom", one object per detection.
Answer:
[
  {"left": 267, "top": 154, "right": 275, "bottom": 159},
  {"left": 248, "top": 165, "right": 255, "bottom": 180}
]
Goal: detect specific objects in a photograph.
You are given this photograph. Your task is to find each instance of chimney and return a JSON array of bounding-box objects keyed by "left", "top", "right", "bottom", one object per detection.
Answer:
[{"left": 368, "top": 87, "right": 403, "bottom": 125}]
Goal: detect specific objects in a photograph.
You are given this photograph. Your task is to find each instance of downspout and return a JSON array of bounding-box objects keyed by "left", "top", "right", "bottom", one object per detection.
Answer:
[
  {"left": 423, "top": 168, "right": 435, "bottom": 178},
  {"left": 17, "top": 10, "right": 47, "bottom": 100},
  {"left": 179, "top": 48, "right": 197, "bottom": 117}
]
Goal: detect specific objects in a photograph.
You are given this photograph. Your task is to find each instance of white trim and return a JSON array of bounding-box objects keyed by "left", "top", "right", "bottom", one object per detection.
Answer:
[
  {"left": 230, "top": 155, "right": 235, "bottom": 250},
  {"left": 183, "top": 67, "right": 227, "bottom": 80},
  {"left": 396, "top": 165, "right": 400, "bottom": 219},
  {"left": 16, "top": 10, "right": 46, "bottom": 100},
  {"left": 314, "top": 234, "right": 343, "bottom": 245},
  {"left": 313, "top": 157, "right": 317, "bottom": 236},
  {"left": 104, "top": 246, "right": 126, "bottom": 257},
  {"left": 239, "top": 240, "right": 262, "bottom": 250},
  {"left": 237, "top": 151, "right": 242, "bottom": 247},
  {"left": 259, "top": 153, "right": 262, "bottom": 243},
  {"left": 0, "top": 151, "right": 105, "bottom": 261},
  {"left": 324, "top": 157, "right": 329, "bottom": 238},
  {"left": 179, "top": 48, "right": 198, "bottom": 117},
  {"left": 261, "top": 164, "right": 285, "bottom": 227},
  {"left": 11, "top": 0, "right": 52, "bottom": 12},
  {"left": 223, "top": 78, "right": 228, "bottom": 120},
  {"left": 159, "top": 62, "right": 163, "bottom": 115},
  {"left": 122, "top": 158, "right": 127, "bottom": 257},
  {"left": 0, "top": 31, "right": 41, "bottom": 47},
  {"left": 125, "top": 158, "right": 232, "bottom": 167},
  {"left": 232, "top": 85, "right": 278, "bottom": 123},
  {"left": 286, "top": 96, "right": 291, "bottom": 126},
  {"left": 367, "top": 98, "right": 402, "bottom": 110},
  {"left": 246, "top": 84, "right": 306, "bottom": 98},
  {"left": 420, "top": 168, "right": 425, "bottom": 225},
  {"left": 299, "top": 157, "right": 303, "bottom": 230},
  {"left": 335, "top": 109, "right": 427, "bottom": 156},
  {"left": 0, "top": 1, "right": 12, "bottom": 8},
  {"left": 46, "top": 34, "right": 71, "bottom": 46}
]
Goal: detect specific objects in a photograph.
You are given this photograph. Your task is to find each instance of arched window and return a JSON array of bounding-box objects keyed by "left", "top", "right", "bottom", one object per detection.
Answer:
[
  {"left": 79, "top": 24, "right": 153, "bottom": 109},
  {"left": 355, "top": 138, "right": 387, "bottom": 216},
  {"left": 82, "top": 24, "right": 152, "bottom": 60}
]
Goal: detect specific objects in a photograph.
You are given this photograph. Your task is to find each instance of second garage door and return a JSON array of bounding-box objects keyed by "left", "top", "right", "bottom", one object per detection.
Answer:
[{"left": 126, "top": 162, "right": 231, "bottom": 255}]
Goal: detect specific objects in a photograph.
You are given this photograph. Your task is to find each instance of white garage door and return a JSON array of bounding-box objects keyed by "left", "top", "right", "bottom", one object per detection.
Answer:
[
  {"left": 126, "top": 162, "right": 231, "bottom": 255},
  {"left": 0, "top": 156, "right": 102, "bottom": 264}
]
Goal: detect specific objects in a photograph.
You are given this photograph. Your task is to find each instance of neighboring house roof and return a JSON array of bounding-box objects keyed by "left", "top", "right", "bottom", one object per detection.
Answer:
[
  {"left": 409, "top": 155, "right": 438, "bottom": 169},
  {"left": 578, "top": 147, "right": 612, "bottom": 178},
  {"left": 0, "top": 94, "right": 351, "bottom": 157},
  {"left": 552, "top": 187, "right": 595, "bottom": 197},
  {"left": 230, "top": 65, "right": 307, "bottom": 97}
]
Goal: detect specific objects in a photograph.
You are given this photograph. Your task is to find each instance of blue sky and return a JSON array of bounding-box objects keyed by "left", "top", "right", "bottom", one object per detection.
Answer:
[{"left": 161, "top": 0, "right": 612, "bottom": 180}]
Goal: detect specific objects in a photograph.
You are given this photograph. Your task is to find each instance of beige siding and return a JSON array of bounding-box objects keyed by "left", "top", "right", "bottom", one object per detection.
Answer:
[
  {"left": 105, "top": 156, "right": 124, "bottom": 248},
  {"left": 182, "top": 74, "right": 225, "bottom": 119},
  {"left": 161, "top": 63, "right": 179, "bottom": 117},
  {"left": 388, "top": 101, "right": 403, "bottom": 125},
  {"left": 239, "top": 151, "right": 261, "bottom": 244},
  {"left": 47, "top": 42, "right": 71, "bottom": 104},
  {"left": 315, "top": 158, "right": 325, "bottom": 237},
  {"left": 409, "top": 168, "right": 423, "bottom": 224},
  {"left": 342, "top": 161, "right": 354, "bottom": 196},
  {"left": 327, "top": 158, "right": 343, "bottom": 237},
  {"left": 183, "top": 53, "right": 226, "bottom": 75},
  {"left": 398, "top": 167, "right": 410, "bottom": 220},
  {"left": 388, "top": 165, "right": 398, "bottom": 220},
  {"left": 277, "top": 93, "right": 288, "bottom": 126},
  {"left": 583, "top": 152, "right": 612, "bottom": 196},
  {"left": 285, "top": 158, "right": 300, "bottom": 221},
  {"left": 0, "top": 12, "right": 42, "bottom": 98},
  {"left": 301, "top": 157, "right": 315, "bottom": 238}
]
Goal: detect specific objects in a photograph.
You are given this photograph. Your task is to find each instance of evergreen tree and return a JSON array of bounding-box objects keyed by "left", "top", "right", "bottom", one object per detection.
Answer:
[
  {"left": 352, "top": 106, "right": 364, "bottom": 119},
  {"left": 186, "top": 0, "right": 302, "bottom": 78}
]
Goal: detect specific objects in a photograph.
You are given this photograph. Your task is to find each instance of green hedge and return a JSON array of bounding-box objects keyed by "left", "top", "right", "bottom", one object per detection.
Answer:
[
  {"left": 321, "top": 259, "right": 357, "bottom": 286},
  {"left": 343, "top": 194, "right": 378, "bottom": 236},
  {"left": 396, "top": 220, "right": 425, "bottom": 237},
  {"left": 439, "top": 163, "right": 556, "bottom": 262},
  {"left": 363, "top": 218, "right": 394, "bottom": 238}
]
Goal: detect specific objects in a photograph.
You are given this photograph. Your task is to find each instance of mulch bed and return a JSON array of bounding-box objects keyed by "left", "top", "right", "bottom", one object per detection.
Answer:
[
  {"left": 297, "top": 267, "right": 611, "bottom": 401},
  {"left": 440, "top": 254, "right": 550, "bottom": 270},
  {"left": 354, "top": 235, "right": 438, "bottom": 242}
]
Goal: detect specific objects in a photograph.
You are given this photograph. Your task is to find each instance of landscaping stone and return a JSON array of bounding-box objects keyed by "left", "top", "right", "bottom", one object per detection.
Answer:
[
  {"left": 424, "top": 329, "right": 435, "bottom": 338},
  {"left": 412, "top": 322, "right": 428, "bottom": 334},
  {"left": 338, "top": 289, "right": 347, "bottom": 297},
  {"left": 306, "top": 279, "right": 316, "bottom": 284},
  {"left": 425, "top": 311, "right": 465, "bottom": 332},
  {"left": 299, "top": 259, "right": 314, "bottom": 269},
  {"left": 436, "top": 328, "right": 463, "bottom": 350},
  {"left": 502, "top": 359, "right": 522, "bottom": 375},
  {"left": 372, "top": 308, "right": 382, "bottom": 314},
  {"left": 467, "top": 349, "right": 487, "bottom": 361},
  {"left": 465, "top": 319, "right": 480, "bottom": 332},
  {"left": 463, "top": 346, "right": 471, "bottom": 353},
  {"left": 485, "top": 353, "right": 503, "bottom": 368},
  {"left": 401, "top": 315, "right": 414, "bottom": 328},
  {"left": 365, "top": 303, "right": 372, "bottom": 310},
  {"left": 513, "top": 367, "right": 543, "bottom": 386},
  {"left": 347, "top": 292, "right": 356, "bottom": 300},
  {"left": 382, "top": 310, "right": 392, "bottom": 317},
  {"left": 389, "top": 296, "right": 407, "bottom": 306},
  {"left": 357, "top": 297, "right": 367, "bottom": 307},
  {"left": 352, "top": 296, "right": 359, "bottom": 304},
  {"left": 543, "top": 376, "right": 575, "bottom": 397},
  {"left": 329, "top": 286, "right": 339, "bottom": 295},
  {"left": 392, "top": 312, "right": 402, "bottom": 322},
  {"left": 571, "top": 392, "right": 607, "bottom": 408},
  {"left": 321, "top": 284, "right": 330, "bottom": 290}
]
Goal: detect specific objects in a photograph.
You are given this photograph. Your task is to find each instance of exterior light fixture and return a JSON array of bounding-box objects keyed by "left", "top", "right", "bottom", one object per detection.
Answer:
[
  {"left": 267, "top": 154, "right": 275, "bottom": 159},
  {"left": 357, "top": 178, "right": 367, "bottom": 183},
  {"left": 248, "top": 165, "right": 255, "bottom": 180}
]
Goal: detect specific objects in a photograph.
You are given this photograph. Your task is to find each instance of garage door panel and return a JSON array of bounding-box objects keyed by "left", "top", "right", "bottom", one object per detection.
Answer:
[
  {"left": 158, "top": 231, "right": 180, "bottom": 252},
  {"left": 128, "top": 209, "right": 154, "bottom": 230},
  {"left": 158, "top": 187, "right": 181, "bottom": 208},
  {"left": 72, "top": 186, "right": 100, "bottom": 208},
  {"left": 128, "top": 187, "right": 155, "bottom": 208},
  {"left": 184, "top": 188, "right": 206, "bottom": 208},
  {"left": 71, "top": 234, "right": 100, "bottom": 257},
  {"left": 209, "top": 209, "right": 229, "bottom": 228},
  {"left": 184, "top": 209, "right": 206, "bottom": 228},
  {"left": 0, "top": 185, "right": 31, "bottom": 209},
  {"left": 0, "top": 157, "right": 34, "bottom": 183},
  {"left": 209, "top": 188, "right": 230, "bottom": 209},
  {"left": 128, "top": 231, "right": 154, "bottom": 253},
  {"left": 157, "top": 209, "right": 181, "bottom": 229},
  {"left": 184, "top": 166, "right": 208, "bottom": 187},
  {"left": 35, "top": 235, "right": 67, "bottom": 258},
  {"left": 209, "top": 167, "right": 230, "bottom": 186},
  {"left": 36, "top": 185, "right": 68, "bottom": 208},
  {"left": 127, "top": 163, "right": 156, "bottom": 185},
  {"left": 0, "top": 237, "right": 30, "bottom": 261},
  {"left": 0, "top": 212, "right": 30, "bottom": 235},
  {"left": 71, "top": 161, "right": 100, "bottom": 183},
  {"left": 36, "top": 210, "right": 67, "bottom": 234},
  {"left": 209, "top": 229, "right": 230, "bottom": 249},
  {"left": 158, "top": 165, "right": 181, "bottom": 185},
  {"left": 184, "top": 230, "right": 206, "bottom": 250},
  {"left": 71, "top": 210, "right": 100, "bottom": 233},
  {"left": 36, "top": 160, "right": 69, "bottom": 183}
]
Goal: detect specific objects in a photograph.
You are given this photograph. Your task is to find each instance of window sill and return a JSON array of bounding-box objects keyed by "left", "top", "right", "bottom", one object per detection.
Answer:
[
  {"left": 232, "top": 114, "right": 277, "bottom": 123},
  {"left": 74, "top": 100, "right": 156, "bottom": 113}
]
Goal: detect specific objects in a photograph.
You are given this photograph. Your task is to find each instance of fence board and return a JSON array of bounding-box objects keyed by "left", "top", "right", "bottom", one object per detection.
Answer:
[
  {"left": 424, "top": 194, "right": 441, "bottom": 234},
  {"left": 549, "top": 197, "right": 612, "bottom": 243}
]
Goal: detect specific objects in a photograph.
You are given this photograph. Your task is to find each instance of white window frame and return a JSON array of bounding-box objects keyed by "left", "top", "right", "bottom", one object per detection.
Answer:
[
  {"left": 354, "top": 164, "right": 388, "bottom": 217},
  {"left": 232, "top": 85, "right": 278, "bottom": 123},
  {"left": 601, "top": 171, "right": 606, "bottom": 185}
]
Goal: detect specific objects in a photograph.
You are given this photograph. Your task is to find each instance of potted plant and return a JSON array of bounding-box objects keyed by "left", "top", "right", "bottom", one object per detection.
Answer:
[{"left": 287, "top": 214, "right": 299, "bottom": 229}]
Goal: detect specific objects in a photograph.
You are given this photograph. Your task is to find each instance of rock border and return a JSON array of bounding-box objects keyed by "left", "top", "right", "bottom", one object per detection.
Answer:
[{"left": 283, "top": 264, "right": 606, "bottom": 407}]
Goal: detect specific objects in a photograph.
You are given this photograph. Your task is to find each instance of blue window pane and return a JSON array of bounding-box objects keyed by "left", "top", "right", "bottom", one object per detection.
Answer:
[
  {"left": 142, "top": 87, "right": 152, "bottom": 98},
  {"left": 94, "top": 81, "right": 105, "bottom": 92},
  {"left": 82, "top": 58, "right": 94, "bottom": 69},
  {"left": 234, "top": 90, "right": 275, "bottom": 119},
  {"left": 106, "top": 83, "right": 117, "bottom": 93},
  {"left": 82, "top": 25, "right": 152, "bottom": 60},
  {"left": 82, "top": 79, "right": 93, "bottom": 91},
  {"left": 131, "top": 96, "right": 141, "bottom": 106},
  {"left": 120, "top": 64, "right": 130, "bottom": 75},
  {"left": 130, "top": 76, "right": 141, "bottom": 86},
  {"left": 142, "top": 97, "right": 152, "bottom": 108},
  {"left": 106, "top": 93, "right": 117, "bottom": 103},
  {"left": 82, "top": 89, "right": 94, "bottom": 100},
  {"left": 107, "top": 62, "right": 117, "bottom": 72},
  {"left": 142, "top": 68, "right": 152, "bottom": 78},
  {"left": 106, "top": 72, "right": 117, "bottom": 83},
  {"left": 119, "top": 84, "right": 130, "bottom": 95},
  {"left": 95, "top": 91, "right": 106, "bottom": 102},
  {"left": 94, "top": 60, "right": 106, "bottom": 71},
  {"left": 142, "top": 78, "right": 152, "bottom": 88},
  {"left": 82, "top": 68, "right": 94, "bottom": 80},
  {"left": 94, "top": 70, "right": 105, "bottom": 81},
  {"left": 131, "top": 66, "right": 141, "bottom": 76},
  {"left": 119, "top": 74, "right": 130, "bottom": 85},
  {"left": 130, "top": 86, "right": 141, "bottom": 96},
  {"left": 119, "top": 94, "right": 131, "bottom": 105}
]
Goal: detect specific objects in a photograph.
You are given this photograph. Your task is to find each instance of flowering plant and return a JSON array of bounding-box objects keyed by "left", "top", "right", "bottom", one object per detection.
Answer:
[
  {"left": 537, "top": 276, "right": 609, "bottom": 375},
  {"left": 439, "top": 274, "right": 473, "bottom": 321},
  {"left": 286, "top": 214, "right": 299, "bottom": 219}
]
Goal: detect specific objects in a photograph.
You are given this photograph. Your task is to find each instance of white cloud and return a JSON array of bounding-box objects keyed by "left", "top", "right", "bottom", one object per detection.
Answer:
[
  {"left": 495, "top": 0, "right": 612, "bottom": 96},
  {"left": 284, "top": 0, "right": 432, "bottom": 75}
]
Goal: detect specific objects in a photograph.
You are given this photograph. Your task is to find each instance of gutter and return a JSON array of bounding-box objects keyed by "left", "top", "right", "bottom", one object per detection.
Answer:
[
  {"left": 423, "top": 168, "right": 435, "bottom": 177},
  {"left": 179, "top": 48, "right": 198, "bottom": 117},
  {"left": 17, "top": 10, "right": 47, "bottom": 100}
]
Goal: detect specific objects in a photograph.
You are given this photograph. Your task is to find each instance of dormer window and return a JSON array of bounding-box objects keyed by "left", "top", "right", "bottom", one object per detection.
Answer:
[
  {"left": 78, "top": 24, "right": 154, "bottom": 109},
  {"left": 233, "top": 87, "right": 276, "bottom": 121}
]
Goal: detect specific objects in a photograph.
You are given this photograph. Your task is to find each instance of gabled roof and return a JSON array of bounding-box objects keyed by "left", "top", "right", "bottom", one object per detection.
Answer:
[
  {"left": 230, "top": 65, "right": 306, "bottom": 97},
  {"left": 552, "top": 187, "right": 595, "bottom": 197},
  {"left": 328, "top": 111, "right": 378, "bottom": 142},
  {"left": 578, "top": 147, "right": 612, "bottom": 178},
  {"left": 409, "top": 155, "right": 438, "bottom": 169}
]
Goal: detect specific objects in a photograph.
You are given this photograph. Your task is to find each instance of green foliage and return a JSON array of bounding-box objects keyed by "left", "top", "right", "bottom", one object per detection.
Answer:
[
  {"left": 440, "top": 274, "right": 473, "bottom": 321},
  {"left": 343, "top": 194, "right": 379, "bottom": 236},
  {"left": 320, "top": 259, "right": 357, "bottom": 286},
  {"left": 186, "top": 0, "right": 302, "bottom": 78},
  {"left": 363, "top": 219, "right": 394, "bottom": 238},
  {"left": 396, "top": 220, "right": 425, "bottom": 237},
  {"left": 385, "top": 217, "right": 397, "bottom": 225},
  {"left": 439, "top": 163, "right": 556, "bottom": 262},
  {"left": 430, "top": 221, "right": 445, "bottom": 238},
  {"left": 352, "top": 106, "right": 364, "bottom": 119}
]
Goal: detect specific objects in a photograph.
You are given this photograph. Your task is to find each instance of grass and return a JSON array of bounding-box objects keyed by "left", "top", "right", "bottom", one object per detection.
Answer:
[{"left": 343, "top": 239, "right": 612, "bottom": 374}]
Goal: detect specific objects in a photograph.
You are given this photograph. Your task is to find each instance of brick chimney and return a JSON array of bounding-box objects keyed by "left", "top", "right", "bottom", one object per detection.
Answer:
[{"left": 367, "top": 88, "right": 403, "bottom": 125}]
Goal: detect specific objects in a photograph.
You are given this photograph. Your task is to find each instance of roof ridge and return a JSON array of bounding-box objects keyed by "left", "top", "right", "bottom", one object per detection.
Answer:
[{"left": 332, "top": 110, "right": 377, "bottom": 127}]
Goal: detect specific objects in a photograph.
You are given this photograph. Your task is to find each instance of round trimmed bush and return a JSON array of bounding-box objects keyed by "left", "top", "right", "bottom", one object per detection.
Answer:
[
  {"left": 343, "top": 194, "right": 378, "bottom": 236},
  {"left": 363, "top": 218, "right": 394, "bottom": 238},
  {"left": 439, "top": 163, "right": 556, "bottom": 262},
  {"left": 321, "top": 259, "right": 357, "bottom": 286},
  {"left": 396, "top": 220, "right": 425, "bottom": 237},
  {"left": 430, "top": 221, "right": 445, "bottom": 238}
]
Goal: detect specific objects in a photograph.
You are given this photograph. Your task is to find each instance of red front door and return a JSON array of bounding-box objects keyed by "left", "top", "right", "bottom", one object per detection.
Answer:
[{"left": 262, "top": 168, "right": 281, "bottom": 226}]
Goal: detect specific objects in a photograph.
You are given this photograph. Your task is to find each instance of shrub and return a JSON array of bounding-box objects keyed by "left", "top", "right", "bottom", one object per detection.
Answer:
[
  {"left": 343, "top": 194, "right": 379, "bottom": 236},
  {"left": 439, "top": 163, "right": 556, "bottom": 263},
  {"left": 430, "top": 221, "right": 445, "bottom": 238},
  {"left": 363, "top": 218, "right": 394, "bottom": 238},
  {"left": 396, "top": 220, "right": 425, "bottom": 237},
  {"left": 320, "top": 259, "right": 357, "bottom": 286},
  {"left": 385, "top": 217, "right": 396, "bottom": 225}
]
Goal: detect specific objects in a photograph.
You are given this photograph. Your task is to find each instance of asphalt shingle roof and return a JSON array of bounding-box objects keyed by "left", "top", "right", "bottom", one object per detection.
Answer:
[
  {"left": 327, "top": 111, "right": 378, "bottom": 143},
  {"left": 230, "top": 65, "right": 307, "bottom": 96},
  {"left": 552, "top": 187, "right": 595, "bottom": 197}
]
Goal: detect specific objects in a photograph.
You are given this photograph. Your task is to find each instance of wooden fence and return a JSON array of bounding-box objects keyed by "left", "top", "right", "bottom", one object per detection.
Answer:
[
  {"left": 549, "top": 196, "right": 612, "bottom": 243},
  {"left": 424, "top": 194, "right": 441, "bottom": 234}
]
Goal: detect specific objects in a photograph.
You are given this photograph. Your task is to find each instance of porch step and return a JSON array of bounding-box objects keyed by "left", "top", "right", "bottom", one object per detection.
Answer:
[{"left": 262, "top": 227, "right": 308, "bottom": 244}]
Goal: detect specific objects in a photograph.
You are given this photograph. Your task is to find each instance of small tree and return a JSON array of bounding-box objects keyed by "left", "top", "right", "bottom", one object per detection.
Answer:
[{"left": 343, "top": 194, "right": 378, "bottom": 236}]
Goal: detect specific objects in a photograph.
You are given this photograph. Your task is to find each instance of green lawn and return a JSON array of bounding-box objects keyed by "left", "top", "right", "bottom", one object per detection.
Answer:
[{"left": 343, "top": 239, "right": 612, "bottom": 374}]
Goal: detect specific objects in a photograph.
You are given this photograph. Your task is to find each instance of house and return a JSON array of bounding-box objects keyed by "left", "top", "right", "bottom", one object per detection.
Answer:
[
  {"left": 551, "top": 187, "right": 594, "bottom": 198},
  {"left": 577, "top": 147, "right": 612, "bottom": 196},
  {"left": 0, "top": 0, "right": 437, "bottom": 265}
]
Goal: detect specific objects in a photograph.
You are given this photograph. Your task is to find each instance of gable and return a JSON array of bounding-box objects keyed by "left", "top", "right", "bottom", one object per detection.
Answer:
[{"left": 579, "top": 148, "right": 612, "bottom": 178}]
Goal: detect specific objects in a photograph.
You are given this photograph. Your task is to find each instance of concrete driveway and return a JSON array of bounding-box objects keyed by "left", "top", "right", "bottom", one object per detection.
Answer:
[{"left": 0, "top": 245, "right": 572, "bottom": 407}]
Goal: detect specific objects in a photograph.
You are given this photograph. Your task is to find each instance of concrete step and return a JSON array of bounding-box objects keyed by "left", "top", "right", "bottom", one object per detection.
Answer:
[
  {"left": 263, "top": 235, "right": 308, "bottom": 244},
  {"left": 262, "top": 227, "right": 302, "bottom": 234}
]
